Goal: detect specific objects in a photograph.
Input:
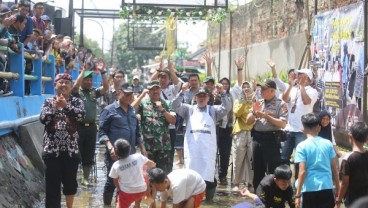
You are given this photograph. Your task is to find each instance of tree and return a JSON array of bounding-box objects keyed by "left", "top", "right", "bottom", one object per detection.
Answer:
[
  {"left": 74, "top": 34, "right": 107, "bottom": 60},
  {"left": 110, "top": 22, "right": 161, "bottom": 73}
]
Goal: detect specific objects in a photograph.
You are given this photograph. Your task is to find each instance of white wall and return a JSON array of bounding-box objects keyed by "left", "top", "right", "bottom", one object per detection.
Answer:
[{"left": 212, "top": 33, "right": 307, "bottom": 82}]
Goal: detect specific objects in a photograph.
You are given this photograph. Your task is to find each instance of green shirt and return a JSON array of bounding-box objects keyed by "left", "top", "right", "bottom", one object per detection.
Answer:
[
  {"left": 138, "top": 98, "right": 171, "bottom": 151},
  {"left": 74, "top": 87, "right": 102, "bottom": 123}
]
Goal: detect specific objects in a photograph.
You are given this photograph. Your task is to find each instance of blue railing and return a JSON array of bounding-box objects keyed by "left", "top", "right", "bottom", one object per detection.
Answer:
[
  {"left": 0, "top": 44, "right": 56, "bottom": 135},
  {"left": 65, "top": 63, "right": 103, "bottom": 89},
  {"left": 0, "top": 44, "right": 104, "bottom": 136}
]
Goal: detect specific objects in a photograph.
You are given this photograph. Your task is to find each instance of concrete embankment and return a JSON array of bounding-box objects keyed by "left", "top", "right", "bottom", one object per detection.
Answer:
[{"left": 0, "top": 121, "right": 44, "bottom": 207}]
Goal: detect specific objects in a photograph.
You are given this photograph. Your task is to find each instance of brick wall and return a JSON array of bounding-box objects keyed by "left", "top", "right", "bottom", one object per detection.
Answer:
[{"left": 209, "top": 0, "right": 360, "bottom": 52}]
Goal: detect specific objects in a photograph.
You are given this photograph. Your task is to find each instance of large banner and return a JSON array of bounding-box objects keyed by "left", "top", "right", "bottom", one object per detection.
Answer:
[{"left": 313, "top": 2, "right": 364, "bottom": 132}]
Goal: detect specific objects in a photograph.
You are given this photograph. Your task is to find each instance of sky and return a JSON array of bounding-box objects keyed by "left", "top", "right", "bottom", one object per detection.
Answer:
[
  {"left": 38, "top": 0, "right": 217, "bottom": 54},
  {"left": 32, "top": 0, "right": 251, "bottom": 53}
]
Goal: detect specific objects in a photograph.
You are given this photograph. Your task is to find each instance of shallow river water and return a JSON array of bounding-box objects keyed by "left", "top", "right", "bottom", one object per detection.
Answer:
[{"left": 35, "top": 145, "right": 252, "bottom": 208}]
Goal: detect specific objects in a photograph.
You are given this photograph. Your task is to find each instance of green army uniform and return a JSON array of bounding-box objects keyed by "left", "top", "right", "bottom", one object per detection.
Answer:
[
  {"left": 72, "top": 71, "right": 103, "bottom": 186},
  {"left": 138, "top": 98, "right": 171, "bottom": 172}
]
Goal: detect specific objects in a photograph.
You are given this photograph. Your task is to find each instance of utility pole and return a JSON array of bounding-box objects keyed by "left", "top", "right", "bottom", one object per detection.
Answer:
[
  {"left": 228, "top": 13, "right": 232, "bottom": 81},
  {"left": 110, "top": 18, "right": 115, "bottom": 66},
  {"left": 69, "top": 0, "right": 73, "bottom": 41},
  {"left": 363, "top": 0, "right": 368, "bottom": 123},
  {"left": 80, "top": 0, "right": 84, "bottom": 45}
]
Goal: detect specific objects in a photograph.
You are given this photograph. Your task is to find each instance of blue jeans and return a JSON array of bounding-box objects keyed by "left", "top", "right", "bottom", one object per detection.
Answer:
[{"left": 281, "top": 131, "right": 306, "bottom": 180}]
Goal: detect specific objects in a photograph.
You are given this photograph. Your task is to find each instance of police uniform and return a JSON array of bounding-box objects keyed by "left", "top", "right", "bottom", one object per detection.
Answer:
[{"left": 251, "top": 96, "right": 288, "bottom": 190}]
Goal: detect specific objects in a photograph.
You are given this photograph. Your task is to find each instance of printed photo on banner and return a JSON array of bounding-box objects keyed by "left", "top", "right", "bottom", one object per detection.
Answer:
[{"left": 312, "top": 2, "right": 364, "bottom": 133}]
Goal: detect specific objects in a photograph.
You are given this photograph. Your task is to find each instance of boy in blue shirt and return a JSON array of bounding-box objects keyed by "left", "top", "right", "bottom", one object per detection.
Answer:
[{"left": 294, "top": 113, "right": 340, "bottom": 208}]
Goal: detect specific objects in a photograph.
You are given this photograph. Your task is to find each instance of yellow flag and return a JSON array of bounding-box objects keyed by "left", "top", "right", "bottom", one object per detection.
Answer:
[{"left": 165, "top": 16, "right": 176, "bottom": 56}]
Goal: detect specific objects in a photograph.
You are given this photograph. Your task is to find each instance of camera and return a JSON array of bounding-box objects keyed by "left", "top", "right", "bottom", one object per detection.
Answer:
[{"left": 60, "top": 50, "right": 68, "bottom": 59}]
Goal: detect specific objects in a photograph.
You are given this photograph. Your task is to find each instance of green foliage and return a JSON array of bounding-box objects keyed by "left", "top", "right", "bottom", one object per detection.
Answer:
[
  {"left": 174, "top": 47, "right": 189, "bottom": 60},
  {"left": 120, "top": 4, "right": 231, "bottom": 24},
  {"left": 254, "top": 68, "right": 290, "bottom": 83},
  {"left": 112, "top": 23, "right": 160, "bottom": 72},
  {"left": 255, "top": 71, "right": 273, "bottom": 82},
  {"left": 230, "top": 80, "right": 237, "bottom": 87},
  {"left": 74, "top": 34, "right": 106, "bottom": 59},
  {"left": 278, "top": 70, "right": 289, "bottom": 83}
]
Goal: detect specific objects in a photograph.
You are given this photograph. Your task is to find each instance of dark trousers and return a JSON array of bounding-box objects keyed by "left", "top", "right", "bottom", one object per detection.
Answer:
[
  {"left": 77, "top": 124, "right": 97, "bottom": 166},
  {"left": 252, "top": 132, "right": 281, "bottom": 190},
  {"left": 44, "top": 156, "right": 80, "bottom": 208},
  {"left": 168, "top": 128, "right": 176, "bottom": 173},
  {"left": 147, "top": 149, "right": 171, "bottom": 173},
  {"left": 205, "top": 178, "right": 217, "bottom": 201},
  {"left": 25, "top": 67, "right": 32, "bottom": 95},
  {"left": 25, "top": 80, "right": 31, "bottom": 95},
  {"left": 217, "top": 126, "right": 233, "bottom": 178},
  {"left": 302, "top": 189, "right": 335, "bottom": 208},
  {"left": 104, "top": 155, "right": 115, "bottom": 194}
]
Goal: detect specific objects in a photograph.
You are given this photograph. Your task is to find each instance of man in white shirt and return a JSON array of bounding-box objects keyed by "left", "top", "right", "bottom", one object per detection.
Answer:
[
  {"left": 148, "top": 168, "right": 206, "bottom": 208},
  {"left": 158, "top": 70, "right": 182, "bottom": 101},
  {"left": 281, "top": 68, "right": 318, "bottom": 180}
]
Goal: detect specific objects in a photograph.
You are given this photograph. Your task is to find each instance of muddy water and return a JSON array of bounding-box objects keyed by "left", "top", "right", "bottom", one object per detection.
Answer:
[{"left": 35, "top": 145, "right": 251, "bottom": 207}]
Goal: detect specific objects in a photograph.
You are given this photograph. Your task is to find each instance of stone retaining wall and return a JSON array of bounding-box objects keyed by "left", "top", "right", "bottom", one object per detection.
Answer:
[{"left": 0, "top": 134, "right": 44, "bottom": 207}]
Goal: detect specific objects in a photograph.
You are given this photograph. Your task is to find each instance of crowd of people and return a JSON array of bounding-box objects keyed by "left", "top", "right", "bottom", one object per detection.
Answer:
[
  {"left": 0, "top": 1, "right": 366, "bottom": 208},
  {"left": 0, "top": 1, "right": 103, "bottom": 97},
  {"left": 39, "top": 46, "right": 368, "bottom": 208}
]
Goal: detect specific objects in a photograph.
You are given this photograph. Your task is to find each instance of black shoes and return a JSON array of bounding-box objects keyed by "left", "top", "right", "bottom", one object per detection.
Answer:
[{"left": 219, "top": 177, "right": 228, "bottom": 185}]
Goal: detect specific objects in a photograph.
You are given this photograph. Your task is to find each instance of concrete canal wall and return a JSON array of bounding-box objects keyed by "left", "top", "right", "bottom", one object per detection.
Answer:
[{"left": 0, "top": 121, "right": 44, "bottom": 207}]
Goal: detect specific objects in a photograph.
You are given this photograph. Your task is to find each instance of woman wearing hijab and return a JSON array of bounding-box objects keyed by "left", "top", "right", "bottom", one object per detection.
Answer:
[
  {"left": 231, "top": 81, "right": 256, "bottom": 191},
  {"left": 319, "top": 110, "right": 342, "bottom": 158}
]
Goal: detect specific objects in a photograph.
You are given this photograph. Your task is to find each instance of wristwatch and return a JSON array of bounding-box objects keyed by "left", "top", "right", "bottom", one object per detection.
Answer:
[{"left": 160, "top": 109, "right": 166, "bottom": 113}]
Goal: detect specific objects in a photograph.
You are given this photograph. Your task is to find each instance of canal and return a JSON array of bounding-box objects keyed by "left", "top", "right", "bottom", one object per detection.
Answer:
[{"left": 34, "top": 144, "right": 251, "bottom": 208}]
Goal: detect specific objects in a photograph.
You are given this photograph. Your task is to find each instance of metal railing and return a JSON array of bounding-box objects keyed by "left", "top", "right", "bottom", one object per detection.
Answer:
[{"left": 0, "top": 44, "right": 55, "bottom": 96}]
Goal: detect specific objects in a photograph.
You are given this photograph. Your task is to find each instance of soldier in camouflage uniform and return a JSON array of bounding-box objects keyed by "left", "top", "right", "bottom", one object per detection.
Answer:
[{"left": 137, "top": 80, "right": 176, "bottom": 172}]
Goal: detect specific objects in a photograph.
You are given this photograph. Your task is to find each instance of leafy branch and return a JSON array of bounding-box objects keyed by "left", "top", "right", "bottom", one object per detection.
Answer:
[{"left": 120, "top": 4, "right": 232, "bottom": 24}]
